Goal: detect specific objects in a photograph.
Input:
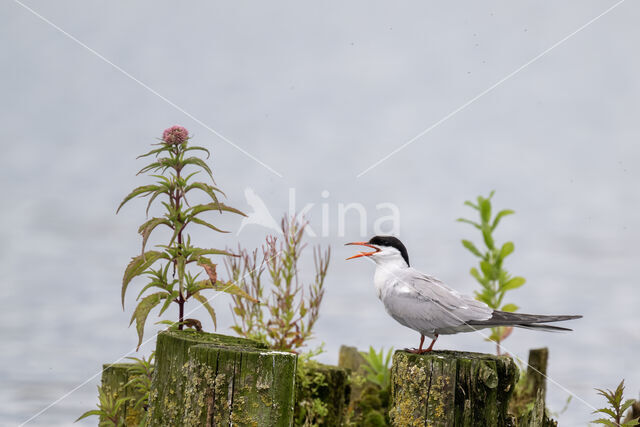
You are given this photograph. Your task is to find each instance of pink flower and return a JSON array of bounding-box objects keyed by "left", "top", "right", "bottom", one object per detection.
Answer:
[{"left": 162, "top": 125, "right": 189, "bottom": 145}]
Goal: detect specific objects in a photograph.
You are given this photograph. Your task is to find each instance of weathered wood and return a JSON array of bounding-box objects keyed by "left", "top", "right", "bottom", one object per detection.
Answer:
[
  {"left": 338, "top": 345, "right": 368, "bottom": 400},
  {"left": 524, "top": 348, "right": 548, "bottom": 403},
  {"left": 339, "top": 345, "right": 390, "bottom": 426},
  {"left": 147, "top": 330, "right": 269, "bottom": 426},
  {"left": 295, "top": 361, "right": 350, "bottom": 426},
  {"left": 100, "top": 363, "right": 145, "bottom": 426},
  {"left": 182, "top": 344, "right": 297, "bottom": 426},
  {"left": 389, "top": 350, "right": 519, "bottom": 427},
  {"left": 510, "top": 347, "right": 556, "bottom": 426}
]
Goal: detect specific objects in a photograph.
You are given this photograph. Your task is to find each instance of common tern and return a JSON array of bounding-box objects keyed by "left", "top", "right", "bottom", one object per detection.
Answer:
[{"left": 346, "top": 236, "right": 581, "bottom": 354}]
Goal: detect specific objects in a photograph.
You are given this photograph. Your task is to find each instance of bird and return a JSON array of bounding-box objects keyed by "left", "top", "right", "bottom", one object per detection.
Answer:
[{"left": 346, "top": 235, "right": 581, "bottom": 354}]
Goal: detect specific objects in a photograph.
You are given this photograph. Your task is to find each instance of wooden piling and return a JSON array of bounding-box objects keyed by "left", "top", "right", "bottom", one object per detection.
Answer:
[
  {"left": 146, "top": 330, "right": 297, "bottom": 426},
  {"left": 511, "top": 348, "right": 557, "bottom": 427},
  {"left": 389, "top": 350, "right": 519, "bottom": 427}
]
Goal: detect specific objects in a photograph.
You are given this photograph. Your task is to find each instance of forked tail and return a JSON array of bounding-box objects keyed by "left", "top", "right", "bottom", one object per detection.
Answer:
[{"left": 467, "top": 311, "right": 582, "bottom": 331}]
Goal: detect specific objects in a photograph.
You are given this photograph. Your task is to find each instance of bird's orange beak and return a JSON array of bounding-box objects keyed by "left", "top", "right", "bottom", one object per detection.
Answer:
[{"left": 345, "top": 242, "right": 380, "bottom": 260}]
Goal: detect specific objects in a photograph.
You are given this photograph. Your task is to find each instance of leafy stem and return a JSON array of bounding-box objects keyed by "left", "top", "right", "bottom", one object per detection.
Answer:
[
  {"left": 117, "top": 126, "right": 252, "bottom": 349},
  {"left": 458, "top": 191, "right": 525, "bottom": 355}
]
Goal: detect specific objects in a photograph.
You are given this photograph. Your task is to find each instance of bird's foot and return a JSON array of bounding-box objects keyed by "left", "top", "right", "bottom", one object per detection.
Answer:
[{"left": 404, "top": 347, "right": 433, "bottom": 354}]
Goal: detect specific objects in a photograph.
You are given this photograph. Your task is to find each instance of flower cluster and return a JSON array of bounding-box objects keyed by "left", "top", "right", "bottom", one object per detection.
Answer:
[{"left": 162, "top": 125, "right": 189, "bottom": 145}]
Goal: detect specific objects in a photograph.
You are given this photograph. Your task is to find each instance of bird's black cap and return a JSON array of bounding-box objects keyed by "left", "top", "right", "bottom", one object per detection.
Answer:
[{"left": 368, "top": 235, "right": 410, "bottom": 266}]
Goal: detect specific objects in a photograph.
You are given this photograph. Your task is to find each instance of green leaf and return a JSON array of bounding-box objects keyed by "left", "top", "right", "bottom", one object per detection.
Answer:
[
  {"left": 187, "top": 202, "right": 246, "bottom": 219},
  {"left": 499, "top": 242, "right": 514, "bottom": 260},
  {"left": 184, "top": 145, "right": 211, "bottom": 158},
  {"left": 192, "top": 292, "right": 217, "bottom": 330},
  {"left": 501, "top": 303, "right": 519, "bottom": 312},
  {"left": 196, "top": 279, "right": 259, "bottom": 303},
  {"left": 479, "top": 197, "right": 492, "bottom": 223},
  {"left": 480, "top": 260, "right": 492, "bottom": 278},
  {"left": 492, "top": 209, "right": 515, "bottom": 230},
  {"left": 138, "top": 217, "right": 172, "bottom": 254},
  {"left": 189, "top": 248, "right": 236, "bottom": 260},
  {"left": 463, "top": 200, "right": 479, "bottom": 210},
  {"left": 185, "top": 182, "right": 226, "bottom": 205},
  {"left": 593, "top": 408, "right": 617, "bottom": 418},
  {"left": 470, "top": 267, "right": 486, "bottom": 285},
  {"left": 122, "top": 251, "right": 166, "bottom": 308},
  {"left": 116, "top": 185, "right": 160, "bottom": 214},
  {"left": 129, "top": 292, "right": 165, "bottom": 350},
  {"left": 591, "top": 419, "right": 617, "bottom": 426},
  {"left": 462, "top": 240, "right": 483, "bottom": 257},
  {"left": 481, "top": 226, "right": 494, "bottom": 250},
  {"left": 457, "top": 218, "right": 481, "bottom": 229},
  {"left": 621, "top": 399, "right": 636, "bottom": 414},
  {"left": 136, "top": 145, "right": 167, "bottom": 159},
  {"left": 181, "top": 157, "right": 214, "bottom": 181},
  {"left": 501, "top": 277, "right": 526, "bottom": 291},
  {"left": 75, "top": 409, "right": 103, "bottom": 422},
  {"left": 190, "top": 216, "right": 229, "bottom": 234},
  {"left": 145, "top": 189, "right": 169, "bottom": 216},
  {"left": 158, "top": 291, "right": 178, "bottom": 316}
]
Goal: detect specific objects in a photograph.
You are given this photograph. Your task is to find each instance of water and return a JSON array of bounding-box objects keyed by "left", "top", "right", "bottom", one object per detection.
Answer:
[{"left": 1, "top": 1, "right": 639, "bottom": 425}]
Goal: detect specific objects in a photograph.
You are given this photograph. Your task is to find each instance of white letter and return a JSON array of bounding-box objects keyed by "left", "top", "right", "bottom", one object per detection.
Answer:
[
  {"left": 374, "top": 203, "right": 400, "bottom": 235},
  {"left": 338, "top": 203, "right": 367, "bottom": 237}
]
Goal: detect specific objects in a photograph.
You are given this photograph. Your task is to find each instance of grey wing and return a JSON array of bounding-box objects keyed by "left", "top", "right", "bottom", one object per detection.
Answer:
[
  {"left": 408, "top": 270, "right": 494, "bottom": 323},
  {"left": 382, "top": 269, "right": 492, "bottom": 334}
]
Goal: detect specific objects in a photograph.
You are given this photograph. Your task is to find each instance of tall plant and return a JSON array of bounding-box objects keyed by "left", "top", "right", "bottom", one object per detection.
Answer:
[
  {"left": 458, "top": 191, "right": 525, "bottom": 355},
  {"left": 226, "top": 216, "right": 330, "bottom": 352},
  {"left": 117, "top": 125, "right": 254, "bottom": 348}
]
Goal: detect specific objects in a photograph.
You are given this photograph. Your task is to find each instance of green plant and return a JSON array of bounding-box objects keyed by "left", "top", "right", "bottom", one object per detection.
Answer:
[
  {"left": 458, "top": 191, "right": 525, "bottom": 354},
  {"left": 226, "top": 216, "right": 330, "bottom": 352},
  {"left": 592, "top": 380, "right": 639, "bottom": 426},
  {"left": 117, "top": 125, "right": 255, "bottom": 348},
  {"left": 360, "top": 347, "right": 393, "bottom": 391},
  {"left": 125, "top": 352, "right": 155, "bottom": 414},
  {"left": 75, "top": 385, "right": 128, "bottom": 426},
  {"left": 293, "top": 347, "right": 328, "bottom": 426}
]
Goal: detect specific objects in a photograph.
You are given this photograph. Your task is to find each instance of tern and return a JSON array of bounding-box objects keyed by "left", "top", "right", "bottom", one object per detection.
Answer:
[{"left": 346, "top": 236, "right": 581, "bottom": 354}]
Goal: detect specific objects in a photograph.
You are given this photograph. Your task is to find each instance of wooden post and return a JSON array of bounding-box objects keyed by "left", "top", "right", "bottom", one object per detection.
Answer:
[
  {"left": 182, "top": 345, "right": 297, "bottom": 426},
  {"left": 147, "top": 330, "right": 299, "bottom": 426},
  {"left": 100, "top": 363, "right": 145, "bottom": 426},
  {"left": 513, "top": 348, "right": 557, "bottom": 427},
  {"left": 524, "top": 348, "right": 548, "bottom": 403},
  {"left": 338, "top": 345, "right": 368, "bottom": 400},
  {"left": 295, "top": 361, "right": 350, "bottom": 426},
  {"left": 389, "top": 350, "right": 518, "bottom": 426}
]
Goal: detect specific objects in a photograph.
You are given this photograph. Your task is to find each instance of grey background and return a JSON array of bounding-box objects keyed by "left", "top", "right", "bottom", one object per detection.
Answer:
[{"left": 1, "top": 1, "right": 638, "bottom": 425}]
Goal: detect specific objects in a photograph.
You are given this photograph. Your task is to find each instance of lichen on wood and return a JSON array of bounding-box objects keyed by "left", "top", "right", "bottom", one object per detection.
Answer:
[
  {"left": 181, "top": 345, "right": 297, "bottom": 426},
  {"left": 389, "top": 350, "right": 519, "bottom": 427},
  {"left": 147, "top": 330, "right": 299, "bottom": 426}
]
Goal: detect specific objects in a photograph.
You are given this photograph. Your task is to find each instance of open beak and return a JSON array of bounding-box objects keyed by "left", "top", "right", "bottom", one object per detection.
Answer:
[{"left": 345, "top": 242, "right": 381, "bottom": 260}]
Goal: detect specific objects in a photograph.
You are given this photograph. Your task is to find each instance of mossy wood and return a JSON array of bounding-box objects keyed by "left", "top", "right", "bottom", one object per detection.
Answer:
[
  {"left": 338, "top": 345, "right": 368, "bottom": 401},
  {"left": 148, "top": 330, "right": 297, "bottom": 426},
  {"left": 182, "top": 344, "right": 297, "bottom": 426},
  {"left": 339, "top": 345, "right": 390, "bottom": 426},
  {"left": 512, "top": 348, "right": 556, "bottom": 427},
  {"left": 390, "top": 350, "right": 518, "bottom": 427},
  {"left": 295, "top": 362, "right": 350, "bottom": 426},
  {"left": 100, "top": 363, "right": 145, "bottom": 426}
]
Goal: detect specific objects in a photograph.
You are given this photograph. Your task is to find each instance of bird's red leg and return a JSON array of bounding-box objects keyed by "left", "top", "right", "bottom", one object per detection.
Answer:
[
  {"left": 405, "top": 335, "right": 426, "bottom": 354},
  {"left": 423, "top": 334, "right": 438, "bottom": 353}
]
